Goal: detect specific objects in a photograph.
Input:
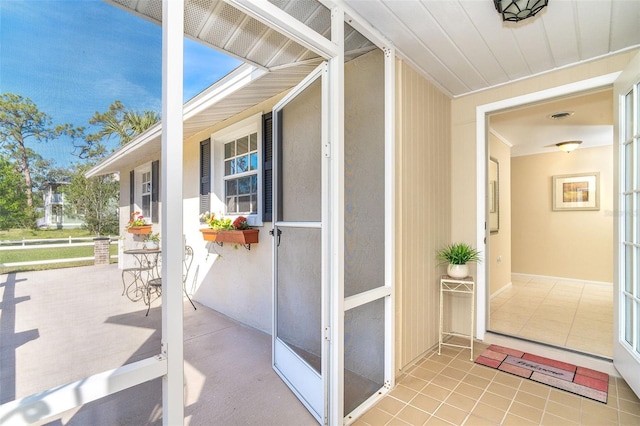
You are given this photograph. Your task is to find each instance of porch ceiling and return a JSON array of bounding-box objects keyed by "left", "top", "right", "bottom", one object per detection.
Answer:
[{"left": 108, "top": 0, "right": 640, "bottom": 98}]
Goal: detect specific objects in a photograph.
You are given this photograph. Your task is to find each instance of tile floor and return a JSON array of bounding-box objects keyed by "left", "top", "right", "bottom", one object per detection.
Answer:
[
  {"left": 356, "top": 338, "right": 640, "bottom": 426},
  {"left": 489, "top": 275, "right": 613, "bottom": 358}
]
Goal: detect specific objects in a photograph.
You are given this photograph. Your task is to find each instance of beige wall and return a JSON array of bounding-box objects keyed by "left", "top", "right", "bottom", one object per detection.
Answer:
[
  {"left": 511, "top": 146, "right": 613, "bottom": 282},
  {"left": 451, "top": 50, "right": 638, "bottom": 247},
  {"left": 395, "top": 59, "right": 452, "bottom": 371},
  {"left": 489, "top": 134, "right": 512, "bottom": 295}
]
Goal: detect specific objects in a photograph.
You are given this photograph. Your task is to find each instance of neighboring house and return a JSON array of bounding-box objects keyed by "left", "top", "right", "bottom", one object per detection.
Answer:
[
  {"left": 36, "top": 181, "right": 83, "bottom": 229},
  {"left": 17, "top": 1, "right": 639, "bottom": 425}
]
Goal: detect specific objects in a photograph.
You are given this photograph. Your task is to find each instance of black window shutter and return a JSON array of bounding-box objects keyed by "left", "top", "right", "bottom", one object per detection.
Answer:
[
  {"left": 129, "top": 170, "right": 135, "bottom": 215},
  {"left": 262, "top": 113, "right": 273, "bottom": 222},
  {"left": 151, "top": 160, "right": 159, "bottom": 223},
  {"left": 200, "top": 139, "right": 211, "bottom": 216}
]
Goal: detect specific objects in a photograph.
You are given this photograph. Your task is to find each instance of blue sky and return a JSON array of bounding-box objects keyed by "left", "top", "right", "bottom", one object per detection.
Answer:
[{"left": 0, "top": 0, "right": 241, "bottom": 168}]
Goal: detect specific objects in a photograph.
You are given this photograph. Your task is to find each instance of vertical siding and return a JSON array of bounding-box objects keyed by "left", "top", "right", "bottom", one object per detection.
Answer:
[{"left": 396, "top": 60, "right": 451, "bottom": 371}]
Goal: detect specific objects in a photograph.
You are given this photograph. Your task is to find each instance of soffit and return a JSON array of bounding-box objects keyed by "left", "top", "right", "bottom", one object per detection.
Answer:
[{"left": 86, "top": 61, "right": 321, "bottom": 177}]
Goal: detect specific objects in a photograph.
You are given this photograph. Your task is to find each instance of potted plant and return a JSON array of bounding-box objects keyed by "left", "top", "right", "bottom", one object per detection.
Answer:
[
  {"left": 144, "top": 232, "right": 160, "bottom": 250},
  {"left": 199, "top": 212, "right": 259, "bottom": 245},
  {"left": 436, "top": 242, "right": 481, "bottom": 279},
  {"left": 126, "top": 211, "right": 151, "bottom": 234}
]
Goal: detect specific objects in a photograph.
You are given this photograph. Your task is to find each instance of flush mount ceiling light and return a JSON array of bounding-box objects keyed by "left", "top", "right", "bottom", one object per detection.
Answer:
[
  {"left": 556, "top": 141, "right": 582, "bottom": 153},
  {"left": 494, "top": 0, "right": 549, "bottom": 22}
]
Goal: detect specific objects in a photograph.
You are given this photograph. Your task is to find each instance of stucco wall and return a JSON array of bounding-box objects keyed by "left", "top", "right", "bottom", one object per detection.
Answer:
[
  {"left": 395, "top": 59, "right": 452, "bottom": 371},
  {"left": 511, "top": 146, "right": 613, "bottom": 282},
  {"left": 488, "top": 134, "right": 512, "bottom": 295},
  {"left": 182, "top": 94, "right": 284, "bottom": 334}
]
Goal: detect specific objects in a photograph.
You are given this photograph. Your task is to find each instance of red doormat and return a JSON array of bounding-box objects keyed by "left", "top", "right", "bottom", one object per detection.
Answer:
[{"left": 475, "top": 345, "right": 608, "bottom": 403}]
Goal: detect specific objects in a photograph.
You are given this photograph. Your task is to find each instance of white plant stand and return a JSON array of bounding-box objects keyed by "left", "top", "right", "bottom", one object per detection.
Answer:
[{"left": 438, "top": 275, "right": 475, "bottom": 361}]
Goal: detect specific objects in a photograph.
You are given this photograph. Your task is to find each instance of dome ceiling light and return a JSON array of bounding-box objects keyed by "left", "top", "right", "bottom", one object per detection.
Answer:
[
  {"left": 494, "top": 0, "right": 549, "bottom": 22},
  {"left": 548, "top": 111, "right": 574, "bottom": 120},
  {"left": 556, "top": 141, "right": 582, "bottom": 153}
]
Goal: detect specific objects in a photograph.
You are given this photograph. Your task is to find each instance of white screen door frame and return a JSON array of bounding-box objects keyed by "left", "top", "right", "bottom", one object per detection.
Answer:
[
  {"left": 613, "top": 51, "right": 640, "bottom": 398},
  {"left": 272, "top": 62, "right": 329, "bottom": 423}
]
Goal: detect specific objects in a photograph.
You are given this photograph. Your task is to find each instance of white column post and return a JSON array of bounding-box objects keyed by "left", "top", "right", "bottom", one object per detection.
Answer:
[
  {"left": 329, "top": 5, "right": 345, "bottom": 425},
  {"left": 161, "top": 1, "right": 184, "bottom": 425}
]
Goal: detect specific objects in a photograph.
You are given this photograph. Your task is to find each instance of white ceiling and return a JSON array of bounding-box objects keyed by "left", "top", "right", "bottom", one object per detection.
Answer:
[
  {"left": 344, "top": 0, "right": 640, "bottom": 97},
  {"left": 489, "top": 89, "right": 613, "bottom": 157}
]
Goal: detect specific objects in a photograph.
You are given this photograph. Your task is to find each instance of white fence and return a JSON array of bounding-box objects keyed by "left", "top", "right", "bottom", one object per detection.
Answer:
[{"left": 0, "top": 237, "right": 119, "bottom": 268}]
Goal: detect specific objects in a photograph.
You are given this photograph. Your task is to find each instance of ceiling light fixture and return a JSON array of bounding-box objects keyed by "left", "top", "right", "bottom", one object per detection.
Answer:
[
  {"left": 548, "top": 111, "right": 574, "bottom": 120},
  {"left": 494, "top": 0, "right": 549, "bottom": 22},
  {"left": 556, "top": 141, "right": 582, "bottom": 153}
]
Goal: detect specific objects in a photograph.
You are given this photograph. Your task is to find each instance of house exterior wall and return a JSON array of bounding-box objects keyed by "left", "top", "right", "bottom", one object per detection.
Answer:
[
  {"left": 511, "top": 146, "right": 613, "bottom": 282},
  {"left": 489, "top": 134, "right": 512, "bottom": 296},
  {"left": 395, "top": 59, "right": 452, "bottom": 371},
  {"left": 450, "top": 49, "right": 639, "bottom": 335},
  {"left": 183, "top": 94, "right": 285, "bottom": 334}
]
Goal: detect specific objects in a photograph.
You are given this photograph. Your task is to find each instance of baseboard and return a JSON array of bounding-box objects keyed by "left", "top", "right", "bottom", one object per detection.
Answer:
[
  {"left": 490, "top": 282, "right": 512, "bottom": 299},
  {"left": 511, "top": 272, "right": 612, "bottom": 287}
]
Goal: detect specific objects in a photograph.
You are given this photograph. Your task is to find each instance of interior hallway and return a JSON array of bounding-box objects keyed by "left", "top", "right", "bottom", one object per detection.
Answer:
[{"left": 489, "top": 275, "right": 613, "bottom": 358}]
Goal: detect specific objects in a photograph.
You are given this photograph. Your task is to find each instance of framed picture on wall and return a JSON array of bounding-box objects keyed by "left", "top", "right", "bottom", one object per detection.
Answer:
[{"left": 552, "top": 172, "right": 600, "bottom": 211}]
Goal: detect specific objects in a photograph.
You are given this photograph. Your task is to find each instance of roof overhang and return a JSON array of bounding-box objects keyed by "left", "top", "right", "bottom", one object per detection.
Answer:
[{"left": 86, "top": 60, "right": 320, "bottom": 177}]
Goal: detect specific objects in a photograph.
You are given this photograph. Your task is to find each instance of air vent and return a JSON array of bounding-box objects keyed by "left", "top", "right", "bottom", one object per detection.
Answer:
[{"left": 548, "top": 111, "right": 574, "bottom": 120}]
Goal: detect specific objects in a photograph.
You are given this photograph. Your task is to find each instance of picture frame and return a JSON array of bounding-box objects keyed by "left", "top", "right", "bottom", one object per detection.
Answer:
[{"left": 552, "top": 172, "right": 600, "bottom": 211}]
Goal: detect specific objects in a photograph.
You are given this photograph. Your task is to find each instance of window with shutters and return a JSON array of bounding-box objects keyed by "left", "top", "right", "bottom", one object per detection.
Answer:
[
  {"left": 224, "top": 133, "right": 258, "bottom": 215},
  {"left": 131, "top": 161, "right": 159, "bottom": 223},
  {"left": 209, "top": 113, "right": 271, "bottom": 226}
]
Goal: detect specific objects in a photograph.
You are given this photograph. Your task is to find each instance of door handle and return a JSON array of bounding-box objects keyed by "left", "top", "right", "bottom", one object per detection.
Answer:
[{"left": 269, "top": 228, "right": 282, "bottom": 247}]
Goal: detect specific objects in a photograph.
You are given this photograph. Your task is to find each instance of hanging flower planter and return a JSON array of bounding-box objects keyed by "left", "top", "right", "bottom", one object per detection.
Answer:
[
  {"left": 127, "top": 225, "right": 152, "bottom": 235},
  {"left": 200, "top": 228, "right": 259, "bottom": 244}
]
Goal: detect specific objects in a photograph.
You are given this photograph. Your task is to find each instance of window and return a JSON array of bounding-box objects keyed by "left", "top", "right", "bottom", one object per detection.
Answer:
[
  {"left": 130, "top": 160, "right": 159, "bottom": 223},
  {"left": 224, "top": 132, "right": 258, "bottom": 214},
  {"left": 205, "top": 113, "right": 273, "bottom": 224},
  {"left": 141, "top": 169, "right": 151, "bottom": 218}
]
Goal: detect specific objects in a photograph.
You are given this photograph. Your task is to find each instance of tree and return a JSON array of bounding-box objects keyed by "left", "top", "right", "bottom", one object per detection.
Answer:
[
  {"left": 0, "top": 93, "right": 68, "bottom": 208},
  {"left": 86, "top": 100, "right": 159, "bottom": 146},
  {"left": 65, "top": 163, "right": 119, "bottom": 235},
  {"left": 0, "top": 155, "right": 31, "bottom": 229}
]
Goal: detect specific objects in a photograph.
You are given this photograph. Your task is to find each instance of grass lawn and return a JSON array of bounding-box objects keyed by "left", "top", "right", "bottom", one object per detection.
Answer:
[{"left": 0, "top": 228, "right": 119, "bottom": 274}]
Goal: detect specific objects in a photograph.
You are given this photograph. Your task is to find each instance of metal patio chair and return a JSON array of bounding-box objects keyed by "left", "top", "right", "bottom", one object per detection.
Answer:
[{"left": 146, "top": 245, "right": 196, "bottom": 316}]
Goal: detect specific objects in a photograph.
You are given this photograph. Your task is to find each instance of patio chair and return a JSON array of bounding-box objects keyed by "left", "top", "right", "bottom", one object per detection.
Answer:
[{"left": 146, "top": 245, "right": 197, "bottom": 316}]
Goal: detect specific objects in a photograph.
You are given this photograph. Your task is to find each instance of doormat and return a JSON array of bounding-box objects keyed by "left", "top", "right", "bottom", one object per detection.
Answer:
[{"left": 475, "top": 345, "right": 608, "bottom": 403}]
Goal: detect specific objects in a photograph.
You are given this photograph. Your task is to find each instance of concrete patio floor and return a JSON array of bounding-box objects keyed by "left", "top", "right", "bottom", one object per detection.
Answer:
[{"left": 1, "top": 264, "right": 316, "bottom": 425}]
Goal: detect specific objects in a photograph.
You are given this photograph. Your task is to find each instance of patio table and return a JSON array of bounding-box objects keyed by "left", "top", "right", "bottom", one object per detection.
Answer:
[{"left": 122, "top": 248, "right": 161, "bottom": 305}]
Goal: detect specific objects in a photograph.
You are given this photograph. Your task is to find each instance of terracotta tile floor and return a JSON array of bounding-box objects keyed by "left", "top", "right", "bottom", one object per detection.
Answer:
[
  {"left": 489, "top": 275, "right": 613, "bottom": 358},
  {"left": 355, "top": 339, "right": 640, "bottom": 425}
]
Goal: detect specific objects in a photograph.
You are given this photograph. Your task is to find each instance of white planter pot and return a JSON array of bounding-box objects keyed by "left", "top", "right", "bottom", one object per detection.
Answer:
[
  {"left": 144, "top": 241, "right": 159, "bottom": 250},
  {"left": 447, "top": 263, "right": 469, "bottom": 279}
]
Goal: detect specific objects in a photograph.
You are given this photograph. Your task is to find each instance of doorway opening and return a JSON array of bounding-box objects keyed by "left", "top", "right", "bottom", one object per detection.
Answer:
[{"left": 486, "top": 89, "right": 614, "bottom": 359}]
